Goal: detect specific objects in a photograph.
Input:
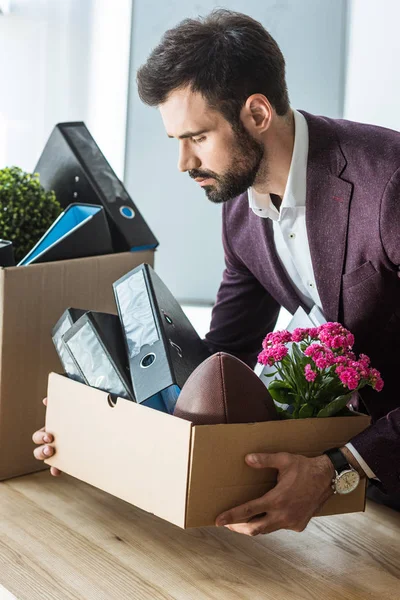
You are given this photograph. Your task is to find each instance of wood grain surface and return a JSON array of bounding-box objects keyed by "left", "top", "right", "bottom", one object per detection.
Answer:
[{"left": 0, "top": 471, "right": 398, "bottom": 600}]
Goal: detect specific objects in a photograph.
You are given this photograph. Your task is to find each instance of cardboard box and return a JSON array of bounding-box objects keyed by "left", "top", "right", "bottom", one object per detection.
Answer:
[
  {"left": 0, "top": 250, "right": 154, "bottom": 480},
  {"left": 45, "top": 373, "right": 371, "bottom": 529}
]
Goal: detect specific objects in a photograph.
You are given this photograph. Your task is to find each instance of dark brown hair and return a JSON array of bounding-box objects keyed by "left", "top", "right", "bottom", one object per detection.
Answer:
[{"left": 137, "top": 9, "right": 290, "bottom": 125}]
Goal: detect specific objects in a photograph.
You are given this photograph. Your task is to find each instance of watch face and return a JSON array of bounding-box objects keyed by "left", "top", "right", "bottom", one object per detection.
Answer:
[{"left": 335, "top": 470, "right": 361, "bottom": 494}]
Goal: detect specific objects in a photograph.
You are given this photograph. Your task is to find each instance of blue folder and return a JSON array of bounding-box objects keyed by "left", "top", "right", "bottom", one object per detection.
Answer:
[{"left": 18, "top": 203, "right": 113, "bottom": 266}]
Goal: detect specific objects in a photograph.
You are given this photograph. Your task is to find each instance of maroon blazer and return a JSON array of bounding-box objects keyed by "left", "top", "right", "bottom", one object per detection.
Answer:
[{"left": 205, "top": 110, "right": 400, "bottom": 494}]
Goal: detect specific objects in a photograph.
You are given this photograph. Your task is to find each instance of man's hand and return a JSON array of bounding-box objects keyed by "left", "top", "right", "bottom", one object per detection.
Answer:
[
  {"left": 215, "top": 452, "right": 335, "bottom": 535},
  {"left": 32, "top": 397, "right": 62, "bottom": 477}
]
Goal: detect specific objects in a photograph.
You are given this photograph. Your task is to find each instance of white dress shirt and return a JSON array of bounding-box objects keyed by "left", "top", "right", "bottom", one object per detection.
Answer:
[
  {"left": 248, "top": 110, "right": 322, "bottom": 310},
  {"left": 249, "top": 109, "right": 376, "bottom": 480}
]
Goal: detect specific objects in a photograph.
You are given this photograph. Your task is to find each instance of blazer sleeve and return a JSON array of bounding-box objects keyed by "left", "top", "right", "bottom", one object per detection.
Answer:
[
  {"left": 204, "top": 204, "right": 281, "bottom": 369},
  {"left": 350, "top": 166, "right": 400, "bottom": 494},
  {"left": 348, "top": 410, "right": 400, "bottom": 493}
]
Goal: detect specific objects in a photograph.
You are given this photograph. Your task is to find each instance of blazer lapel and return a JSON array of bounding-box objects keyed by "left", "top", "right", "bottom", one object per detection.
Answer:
[
  {"left": 262, "top": 217, "right": 310, "bottom": 315},
  {"left": 301, "top": 111, "right": 353, "bottom": 322}
]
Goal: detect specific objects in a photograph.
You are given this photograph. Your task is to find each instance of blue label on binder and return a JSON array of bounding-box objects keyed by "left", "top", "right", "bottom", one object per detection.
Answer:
[{"left": 120, "top": 206, "right": 135, "bottom": 219}]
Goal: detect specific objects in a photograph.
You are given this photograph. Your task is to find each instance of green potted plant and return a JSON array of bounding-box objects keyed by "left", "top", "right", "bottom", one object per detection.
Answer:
[{"left": 0, "top": 166, "right": 62, "bottom": 264}]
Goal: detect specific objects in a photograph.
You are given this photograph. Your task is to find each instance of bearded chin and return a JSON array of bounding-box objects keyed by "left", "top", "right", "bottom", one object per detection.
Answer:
[
  {"left": 204, "top": 154, "right": 265, "bottom": 204},
  {"left": 203, "top": 184, "right": 222, "bottom": 203},
  {"left": 204, "top": 126, "right": 265, "bottom": 204}
]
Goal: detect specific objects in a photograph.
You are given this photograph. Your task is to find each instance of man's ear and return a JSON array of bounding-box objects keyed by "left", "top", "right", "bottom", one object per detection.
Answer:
[{"left": 240, "top": 94, "right": 272, "bottom": 133}]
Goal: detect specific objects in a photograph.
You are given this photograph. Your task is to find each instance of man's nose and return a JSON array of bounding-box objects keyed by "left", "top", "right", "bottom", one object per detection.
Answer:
[{"left": 178, "top": 144, "right": 201, "bottom": 172}]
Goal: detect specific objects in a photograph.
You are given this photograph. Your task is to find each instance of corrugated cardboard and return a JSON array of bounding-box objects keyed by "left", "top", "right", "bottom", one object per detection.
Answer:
[
  {"left": 0, "top": 250, "right": 154, "bottom": 480},
  {"left": 45, "top": 373, "right": 371, "bottom": 529}
]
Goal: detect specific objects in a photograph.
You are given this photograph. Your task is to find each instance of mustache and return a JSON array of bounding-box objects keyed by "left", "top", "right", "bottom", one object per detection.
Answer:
[{"left": 189, "top": 169, "right": 219, "bottom": 181}]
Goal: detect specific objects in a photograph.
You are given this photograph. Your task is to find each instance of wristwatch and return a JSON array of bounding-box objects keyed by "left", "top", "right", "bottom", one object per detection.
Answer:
[{"left": 323, "top": 447, "right": 361, "bottom": 495}]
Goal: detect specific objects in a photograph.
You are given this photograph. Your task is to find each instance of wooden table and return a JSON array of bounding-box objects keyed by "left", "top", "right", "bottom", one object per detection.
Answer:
[{"left": 0, "top": 471, "right": 398, "bottom": 600}]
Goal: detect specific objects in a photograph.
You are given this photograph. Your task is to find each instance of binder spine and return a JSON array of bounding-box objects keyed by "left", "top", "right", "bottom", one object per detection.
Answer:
[
  {"left": 86, "top": 314, "right": 134, "bottom": 401},
  {"left": 144, "top": 271, "right": 175, "bottom": 383}
]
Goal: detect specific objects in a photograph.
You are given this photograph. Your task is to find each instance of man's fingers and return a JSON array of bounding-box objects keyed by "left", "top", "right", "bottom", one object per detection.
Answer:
[
  {"left": 224, "top": 513, "right": 283, "bottom": 536},
  {"left": 33, "top": 444, "right": 54, "bottom": 461},
  {"left": 50, "top": 466, "right": 62, "bottom": 477},
  {"left": 245, "top": 452, "right": 291, "bottom": 470},
  {"left": 42, "top": 397, "right": 48, "bottom": 406},
  {"left": 216, "top": 496, "right": 271, "bottom": 526},
  {"left": 32, "top": 429, "right": 53, "bottom": 445}
]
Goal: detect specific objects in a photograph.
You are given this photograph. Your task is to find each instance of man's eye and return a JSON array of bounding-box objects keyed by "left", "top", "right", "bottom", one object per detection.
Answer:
[{"left": 193, "top": 136, "right": 206, "bottom": 143}]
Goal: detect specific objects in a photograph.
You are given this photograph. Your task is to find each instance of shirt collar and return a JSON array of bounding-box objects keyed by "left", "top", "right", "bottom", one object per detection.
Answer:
[{"left": 248, "top": 109, "right": 309, "bottom": 221}]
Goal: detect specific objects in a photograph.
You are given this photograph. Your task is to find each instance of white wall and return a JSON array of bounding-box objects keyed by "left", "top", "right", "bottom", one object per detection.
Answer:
[
  {"left": 125, "top": 0, "right": 348, "bottom": 303},
  {"left": 344, "top": 0, "right": 400, "bottom": 131},
  {"left": 0, "top": 0, "right": 132, "bottom": 177}
]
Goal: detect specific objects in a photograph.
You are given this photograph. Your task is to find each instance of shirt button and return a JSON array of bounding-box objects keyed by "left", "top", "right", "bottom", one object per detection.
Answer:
[
  {"left": 308, "top": 282, "right": 315, "bottom": 288},
  {"left": 289, "top": 232, "right": 296, "bottom": 239}
]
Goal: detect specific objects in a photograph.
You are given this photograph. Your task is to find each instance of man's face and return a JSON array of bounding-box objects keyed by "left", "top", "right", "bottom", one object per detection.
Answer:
[{"left": 160, "top": 87, "right": 265, "bottom": 203}]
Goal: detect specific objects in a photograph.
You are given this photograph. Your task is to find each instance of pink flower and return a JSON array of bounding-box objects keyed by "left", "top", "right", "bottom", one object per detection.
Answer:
[
  {"left": 291, "top": 328, "right": 308, "bottom": 342},
  {"left": 369, "top": 368, "right": 384, "bottom": 392},
  {"left": 337, "top": 367, "right": 360, "bottom": 390},
  {"left": 290, "top": 327, "right": 319, "bottom": 342},
  {"left": 304, "top": 343, "right": 335, "bottom": 369},
  {"left": 272, "top": 345, "right": 289, "bottom": 361},
  {"left": 334, "top": 354, "right": 372, "bottom": 382},
  {"left": 262, "top": 330, "right": 292, "bottom": 349},
  {"left": 318, "top": 322, "right": 354, "bottom": 350},
  {"left": 304, "top": 364, "right": 317, "bottom": 382},
  {"left": 304, "top": 343, "right": 323, "bottom": 359},
  {"left": 308, "top": 327, "right": 319, "bottom": 339},
  {"left": 258, "top": 344, "right": 288, "bottom": 366},
  {"left": 257, "top": 349, "right": 274, "bottom": 366},
  {"left": 334, "top": 355, "right": 348, "bottom": 365},
  {"left": 315, "top": 357, "right": 330, "bottom": 369},
  {"left": 359, "top": 354, "right": 371, "bottom": 368}
]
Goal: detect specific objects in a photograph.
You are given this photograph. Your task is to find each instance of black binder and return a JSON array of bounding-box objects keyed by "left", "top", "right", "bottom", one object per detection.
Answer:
[
  {"left": 0, "top": 240, "right": 15, "bottom": 267},
  {"left": 52, "top": 308, "right": 87, "bottom": 383},
  {"left": 19, "top": 204, "right": 113, "bottom": 265},
  {"left": 34, "top": 122, "right": 159, "bottom": 253},
  {"left": 62, "top": 311, "right": 134, "bottom": 401},
  {"left": 113, "top": 264, "right": 210, "bottom": 412}
]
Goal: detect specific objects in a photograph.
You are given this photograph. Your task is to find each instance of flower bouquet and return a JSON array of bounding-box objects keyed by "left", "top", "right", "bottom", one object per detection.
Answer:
[{"left": 258, "top": 322, "right": 383, "bottom": 419}]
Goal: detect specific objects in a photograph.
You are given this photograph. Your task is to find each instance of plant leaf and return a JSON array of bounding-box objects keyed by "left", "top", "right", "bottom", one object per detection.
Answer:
[
  {"left": 292, "top": 342, "right": 305, "bottom": 365},
  {"left": 268, "top": 387, "right": 289, "bottom": 404},
  {"left": 268, "top": 380, "right": 293, "bottom": 404},
  {"left": 316, "top": 394, "right": 353, "bottom": 418},
  {"left": 299, "top": 403, "right": 314, "bottom": 418},
  {"left": 275, "top": 405, "right": 294, "bottom": 419},
  {"left": 268, "top": 379, "right": 292, "bottom": 391}
]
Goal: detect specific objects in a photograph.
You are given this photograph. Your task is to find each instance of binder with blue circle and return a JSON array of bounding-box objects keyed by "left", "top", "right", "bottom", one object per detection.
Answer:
[
  {"left": 34, "top": 122, "right": 159, "bottom": 253},
  {"left": 113, "top": 263, "right": 210, "bottom": 414},
  {"left": 18, "top": 203, "right": 113, "bottom": 266}
]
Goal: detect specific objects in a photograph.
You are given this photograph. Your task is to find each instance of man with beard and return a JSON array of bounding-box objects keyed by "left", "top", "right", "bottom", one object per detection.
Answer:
[{"left": 33, "top": 9, "right": 400, "bottom": 534}]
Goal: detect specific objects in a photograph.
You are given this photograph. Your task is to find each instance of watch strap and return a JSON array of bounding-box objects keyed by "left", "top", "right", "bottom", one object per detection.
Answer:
[{"left": 324, "top": 447, "right": 350, "bottom": 474}]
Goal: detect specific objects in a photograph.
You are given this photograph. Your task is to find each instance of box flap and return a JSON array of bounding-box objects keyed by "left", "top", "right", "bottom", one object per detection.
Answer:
[
  {"left": 185, "top": 415, "right": 370, "bottom": 528},
  {"left": 45, "top": 373, "right": 192, "bottom": 529},
  {"left": 0, "top": 251, "right": 154, "bottom": 479}
]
